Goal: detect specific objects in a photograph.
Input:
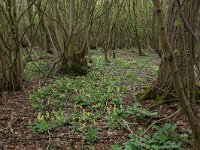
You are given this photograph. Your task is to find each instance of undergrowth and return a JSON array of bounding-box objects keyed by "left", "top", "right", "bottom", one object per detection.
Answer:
[
  {"left": 26, "top": 50, "right": 187, "bottom": 148},
  {"left": 112, "top": 124, "right": 187, "bottom": 150}
]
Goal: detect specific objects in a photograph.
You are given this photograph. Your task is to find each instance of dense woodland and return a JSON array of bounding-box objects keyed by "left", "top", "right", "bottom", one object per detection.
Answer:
[{"left": 0, "top": 0, "right": 200, "bottom": 149}]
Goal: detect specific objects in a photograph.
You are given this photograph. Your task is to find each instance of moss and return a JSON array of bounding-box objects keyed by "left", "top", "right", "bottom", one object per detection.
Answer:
[
  {"left": 71, "top": 63, "right": 90, "bottom": 76},
  {"left": 155, "top": 95, "right": 165, "bottom": 104},
  {"left": 60, "top": 56, "right": 90, "bottom": 76},
  {"left": 137, "top": 84, "right": 156, "bottom": 100}
]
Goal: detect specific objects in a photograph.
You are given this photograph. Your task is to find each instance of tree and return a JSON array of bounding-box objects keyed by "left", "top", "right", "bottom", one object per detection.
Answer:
[
  {"left": 143, "top": 0, "right": 200, "bottom": 101},
  {"left": 61, "top": 0, "right": 92, "bottom": 75},
  {"left": 34, "top": 0, "right": 52, "bottom": 53},
  {"left": 0, "top": 0, "right": 24, "bottom": 91},
  {"left": 52, "top": 0, "right": 65, "bottom": 55},
  {"left": 128, "top": 0, "right": 143, "bottom": 56},
  {"left": 153, "top": 0, "right": 200, "bottom": 148}
]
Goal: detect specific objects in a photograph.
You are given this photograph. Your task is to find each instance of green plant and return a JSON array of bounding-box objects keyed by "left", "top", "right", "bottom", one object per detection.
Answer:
[
  {"left": 106, "top": 106, "right": 124, "bottom": 130},
  {"left": 28, "top": 112, "right": 50, "bottom": 133},
  {"left": 112, "top": 145, "right": 123, "bottom": 150},
  {"left": 124, "top": 103, "right": 158, "bottom": 120},
  {"left": 84, "top": 127, "right": 99, "bottom": 144},
  {"left": 25, "top": 60, "right": 51, "bottom": 80},
  {"left": 51, "top": 110, "right": 67, "bottom": 128},
  {"left": 112, "top": 124, "right": 186, "bottom": 150},
  {"left": 28, "top": 110, "right": 68, "bottom": 133},
  {"left": 27, "top": 51, "right": 161, "bottom": 147}
]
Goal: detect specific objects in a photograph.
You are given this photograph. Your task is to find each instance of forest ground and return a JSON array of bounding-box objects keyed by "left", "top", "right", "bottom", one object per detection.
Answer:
[{"left": 0, "top": 49, "right": 195, "bottom": 150}]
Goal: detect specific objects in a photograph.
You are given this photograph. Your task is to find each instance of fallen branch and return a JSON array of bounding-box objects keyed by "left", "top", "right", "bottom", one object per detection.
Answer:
[{"left": 141, "top": 108, "right": 181, "bottom": 136}]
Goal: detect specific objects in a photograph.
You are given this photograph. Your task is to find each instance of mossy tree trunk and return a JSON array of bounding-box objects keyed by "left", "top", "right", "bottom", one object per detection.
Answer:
[
  {"left": 147, "top": 0, "right": 199, "bottom": 101},
  {"left": 61, "top": 0, "right": 91, "bottom": 75}
]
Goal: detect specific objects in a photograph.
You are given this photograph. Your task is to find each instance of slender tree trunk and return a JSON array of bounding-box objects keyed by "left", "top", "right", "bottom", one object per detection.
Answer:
[
  {"left": 67, "top": 0, "right": 75, "bottom": 69},
  {"left": 52, "top": 0, "right": 65, "bottom": 55},
  {"left": 132, "top": 0, "right": 143, "bottom": 56},
  {"left": 35, "top": 1, "right": 51, "bottom": 52},
  {"left": 27, "top": 0, "right": 34, "bottom": 44}
]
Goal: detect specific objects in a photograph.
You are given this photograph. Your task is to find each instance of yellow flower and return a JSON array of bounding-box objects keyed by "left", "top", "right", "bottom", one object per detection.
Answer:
[
  {"left": 37, "top": 112, "right": 44, "bottom": 121},
  {"left": 93, "top": 120, "right": 96, "bottom": 126},
  {"left": 81, "top": 123, "right": 86, "bottom": 129},
  {"left": 46, "top": 111, "right": 50, "bottom": 119}
]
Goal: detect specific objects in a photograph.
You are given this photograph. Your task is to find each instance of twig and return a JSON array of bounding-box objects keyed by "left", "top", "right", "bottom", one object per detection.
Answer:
[
  {"left": 122, "top": 119, "right": 133, "bottom": 134},
  {"left": 41, "top": 57, "right": 62, "bottom": 86},
  {"left": 46, "top": 131, "right": 51, "bottom": 150},
  {"left": 140, "top": 108, "right": 181, "bottom": 137}
]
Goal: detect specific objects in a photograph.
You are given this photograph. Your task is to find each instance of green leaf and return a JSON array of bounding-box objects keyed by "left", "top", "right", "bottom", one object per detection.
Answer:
[
  {"left": 111, "top": 145, "right": 123, "bottom": 150},
  {"left": 159, "top": 132, "right": 167, "bottom": 143},
  {"left": 169, "top": 124, "right": 177, "bottom": 132},
  {"left": 125, "top": 144, "right": 137, "bottom": 150}
]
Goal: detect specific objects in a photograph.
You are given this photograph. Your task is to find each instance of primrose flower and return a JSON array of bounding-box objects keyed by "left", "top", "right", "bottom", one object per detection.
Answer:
[
  {"left": 37, "top": 112, "right": 44, "bottom": 121},
  {"left": 81, "top": 123, "right": 86, "bottom": 129},
  {"left": 46, "top": 111, "right": 50, "bottom": 119}
]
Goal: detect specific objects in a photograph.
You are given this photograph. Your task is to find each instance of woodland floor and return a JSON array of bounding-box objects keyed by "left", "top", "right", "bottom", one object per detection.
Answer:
[{"left": 0, "top": 49, "right": 197, "bottom": 150}]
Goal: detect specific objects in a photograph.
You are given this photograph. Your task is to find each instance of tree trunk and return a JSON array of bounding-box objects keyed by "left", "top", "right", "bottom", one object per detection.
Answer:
[
  {"left": 0, "top": 0, "right": 24, "bottom": 91},
  {"left": 61, "top": 0, "right": 90, "bottom": 75},
  {"left": 35, "top": 0, "right": 51, "bottom": 52},
  {"left": 152, "top": 0, "right": 200, "bottom": 149},
  {"left": 52, "top": 0, "right": 65, "bottom": 55},
  {"left": 132, "top": 0, "right": 143, "bottom": 56},
  {"left": 146, "top": 0, "right": 199, "bottom": 101}
]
